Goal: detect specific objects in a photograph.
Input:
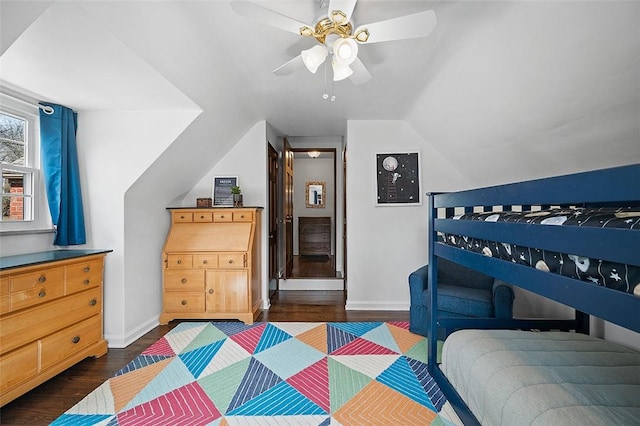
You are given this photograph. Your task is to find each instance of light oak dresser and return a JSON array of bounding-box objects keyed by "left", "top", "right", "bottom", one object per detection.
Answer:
[
  {"left": 160, "top": 207, "right": 262, "bottom": 325},
  {"left": 0, "top": 249, "right": 111, "bottom": 406}
]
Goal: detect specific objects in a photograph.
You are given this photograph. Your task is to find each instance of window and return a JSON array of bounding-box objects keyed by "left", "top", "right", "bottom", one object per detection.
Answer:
[{"left": 0, "top": 93, "right": 50, "bottom": 232}]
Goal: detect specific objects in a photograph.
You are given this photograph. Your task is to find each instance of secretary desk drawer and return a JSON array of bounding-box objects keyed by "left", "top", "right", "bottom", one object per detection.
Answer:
[
  {"left": 0, "top": 277, "right": 9, "bottom": 315},
  {"left": 0, "top": 342, "right": 38, "bottom": 391},
  {"left": 0, "top": 287, "right": 102, "bottom": 355},
  {"left": 66, "top": 259, "right": 103, "bottom": 294},
  {"left": 163, "top": 292, "right": 204, "bottom": 312},
  {"left": 164, "top": 270, "right": 204, "bottom": 291},
  {"left": 219, "top": 254, "right": 245, "bottom": 268},
  {"left": 173, "top": 212, "right": 193, "bottom": 223},
  {"left": 41, "top": 315, "right": 102, "bottom": 370}
]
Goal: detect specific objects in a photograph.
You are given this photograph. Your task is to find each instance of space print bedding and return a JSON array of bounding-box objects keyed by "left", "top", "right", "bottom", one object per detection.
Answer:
[
  {"left": 440, "top": 329, "right": 640, "bottom": 426},
  {"left": 439, "top": 207, "right": 640, "bottom": 296}
]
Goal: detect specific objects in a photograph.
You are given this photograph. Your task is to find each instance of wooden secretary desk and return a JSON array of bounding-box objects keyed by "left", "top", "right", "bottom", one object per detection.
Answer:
[{"left": 160, "top": 207, "right": 263, "bottom": 325}]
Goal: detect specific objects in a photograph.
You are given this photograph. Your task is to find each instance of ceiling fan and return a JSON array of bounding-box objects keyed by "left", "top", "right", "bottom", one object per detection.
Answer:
[{"left": 231, "top": 0, "right": 437, "bottom": 85}]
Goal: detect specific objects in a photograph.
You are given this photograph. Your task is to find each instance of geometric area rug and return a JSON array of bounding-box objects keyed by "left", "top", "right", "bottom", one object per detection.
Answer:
[{"left": 51, "top": 321, "right": 456, "bottom": 425}]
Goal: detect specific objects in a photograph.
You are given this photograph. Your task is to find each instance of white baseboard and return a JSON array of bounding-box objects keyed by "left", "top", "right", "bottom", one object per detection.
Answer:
[
  {"left": 105, "top": 316, "right": 159, "bottom": 348},
  {"left": 345, "top": 300, "right": 410, "bottom": 311},
  {"left": 280, "top": 278, "right": 344, "bottom": 291}
]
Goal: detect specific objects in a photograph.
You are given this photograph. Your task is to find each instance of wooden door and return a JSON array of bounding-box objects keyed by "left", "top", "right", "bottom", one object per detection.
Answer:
[
  {"left": 268, "top": 143, "right": 279, "bottom": 295},
  {"left": 283, "top": 138, "right": 294, "bottom": 278}
]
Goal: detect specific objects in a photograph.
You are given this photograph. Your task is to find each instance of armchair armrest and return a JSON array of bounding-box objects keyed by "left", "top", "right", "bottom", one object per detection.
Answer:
[
  {"left": 409, "top": 265, "right": 430, "bottom": 306},
  {"left": 493, "top": 279, "right": 515, "bottom": 318}
]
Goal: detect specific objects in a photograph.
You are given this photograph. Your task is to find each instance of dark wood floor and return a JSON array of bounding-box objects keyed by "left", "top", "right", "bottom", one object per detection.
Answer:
[
  {"left": 0, "top": 291, "right": 408, "bottom": 425},
  {"left": 289, "top": 255, "right": 340, "bottom": 278}
]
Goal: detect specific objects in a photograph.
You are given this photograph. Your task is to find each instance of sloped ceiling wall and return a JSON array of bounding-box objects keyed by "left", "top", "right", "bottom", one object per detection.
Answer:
[{"left": 406, "top": 1, "right": 640, "bottom": 187}]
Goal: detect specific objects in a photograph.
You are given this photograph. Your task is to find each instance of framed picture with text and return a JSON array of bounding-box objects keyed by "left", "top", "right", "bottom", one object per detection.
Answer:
[
  {"left": 212, "top": 176, "right": 238, "bottom": 207},
  {"left": 375, "top": 152, "right": 421, "bottom": 206}
]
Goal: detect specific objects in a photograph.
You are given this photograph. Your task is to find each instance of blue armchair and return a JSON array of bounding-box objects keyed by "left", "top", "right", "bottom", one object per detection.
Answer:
[{"left": 409, "top": 258, "right": 515, "bottom": 337}]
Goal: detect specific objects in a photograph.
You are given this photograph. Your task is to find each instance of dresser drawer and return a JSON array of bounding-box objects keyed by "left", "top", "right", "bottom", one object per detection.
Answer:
[
  {"left": 173, "top": 211, "right": 193, "bottom": 223},
  {"left": 193, "top": 211, "right": 213, "bottom": 222},
  {"left": 0, "top": 277, "right": 9, "bottom": 315},
  {"left": 163, "top": 292, "right": 204, "bottom": 312},
  {"left": 0, "top": 287, "right": 102, "bottom": 355},
  {"left": 66, "top": 259, "right": 103, "bottom": 294},
  {"left": 233, "top": 211, "right": 253, "bottom": 222},
  {"left": 41, "top": 315, "right": 102, "bottom": 370},
  {"left": 219, "top": 254, "right": 245, "bottom": 269},
  {"left": 213, "top": 211, "right": 233, "bottom": 222},
  {"left": 11, "top": 267, "right": 64, "bottom": 292},
  {"left": 193, "top": 254, "right": 218, "bottom": 269},
  {"left": 164, "top": 270, "right": 204, "bottom": 291},
  {"left": 166, "top": 254, "right": 193, "bottom": 269},
  {"left": 11, "top": 281, "right": 65, "bottom": 311},
  {"left": 0, "top": 342, "right": 38, "bottom": 392}
]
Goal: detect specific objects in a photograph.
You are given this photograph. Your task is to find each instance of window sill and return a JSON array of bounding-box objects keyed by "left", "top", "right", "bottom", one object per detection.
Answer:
[{"left": 0, "top": 228, "right": 55, "bottom": 237}]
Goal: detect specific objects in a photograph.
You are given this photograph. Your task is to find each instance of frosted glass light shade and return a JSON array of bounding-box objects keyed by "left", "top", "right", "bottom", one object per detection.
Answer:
[
  {"left": 333, "top": 38, "right": 358, "bottom": 65},
  {"left": 301, "top": 45, "right": 328, "bottom": 73},
  {"left": 332, "top": 60, "right": 353, "bottom": 81}
]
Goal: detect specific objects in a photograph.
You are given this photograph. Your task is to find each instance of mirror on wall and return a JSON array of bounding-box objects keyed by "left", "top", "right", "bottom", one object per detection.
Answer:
[{"left": 305, "top": 181, "right": 325, "bottom": 208}]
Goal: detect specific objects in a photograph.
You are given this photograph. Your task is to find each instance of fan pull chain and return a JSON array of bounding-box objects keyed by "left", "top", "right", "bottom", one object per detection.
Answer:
[{"left": 322, "top": 61, "right": 329, "bottom": 100}]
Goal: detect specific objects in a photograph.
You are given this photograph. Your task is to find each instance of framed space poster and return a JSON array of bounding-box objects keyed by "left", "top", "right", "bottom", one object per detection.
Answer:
[
  {"left": 375, "top": 152, "right": 421, "bottom": 206},
  {"left": 212, "top": 176, "right": 238, "bottom": 207}
]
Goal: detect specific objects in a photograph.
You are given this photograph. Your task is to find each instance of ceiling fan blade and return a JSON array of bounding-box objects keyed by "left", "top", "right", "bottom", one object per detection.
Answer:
[
  {"left": 355, "top": 10, "right": 437, "bottom": 44},
  {"left": 273, "top": 55, "right": 305, "bottom": 76},
  {"left": 231, "top": 1, "right": 311, "bottom": 36},
  {"left": 328, "top": 0, "right": 357, "bottom": 23},
  {"left": 349, "top": 57, "right": 372, "bottom": 85}
]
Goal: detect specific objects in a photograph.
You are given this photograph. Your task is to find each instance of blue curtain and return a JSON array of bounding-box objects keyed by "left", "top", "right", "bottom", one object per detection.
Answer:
[{"left": 39, "top": 103, "right": 86, "bottom": 245}]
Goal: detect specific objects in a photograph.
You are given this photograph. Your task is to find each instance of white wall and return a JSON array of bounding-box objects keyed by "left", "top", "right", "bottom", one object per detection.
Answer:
[
  {"left": 181, "top": 121, "right": 269, "bottom": 309},
  {"left": 345, "top": 120, "right": 467, "bottom": 309}
]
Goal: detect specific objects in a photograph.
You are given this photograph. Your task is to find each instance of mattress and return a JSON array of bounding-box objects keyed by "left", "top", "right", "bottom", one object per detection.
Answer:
[
  {"left": 441, "top": 330, "right": 640, "bottom": 425},
  {"left": 439, "top": 207, "right": 640, "bottom": 296}
]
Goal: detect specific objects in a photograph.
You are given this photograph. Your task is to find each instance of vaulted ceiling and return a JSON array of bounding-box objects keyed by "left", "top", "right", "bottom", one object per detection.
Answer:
[{"left": 1, "top": 0, "right": 639, "bottom": 181}]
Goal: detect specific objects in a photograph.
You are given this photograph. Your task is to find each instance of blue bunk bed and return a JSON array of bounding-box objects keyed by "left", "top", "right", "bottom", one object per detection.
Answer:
[{"left": 426, "top": 164, "right": 640, "bottom": 425}]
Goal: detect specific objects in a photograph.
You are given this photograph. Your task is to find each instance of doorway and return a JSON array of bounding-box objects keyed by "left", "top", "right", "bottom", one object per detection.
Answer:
[
  {"left": 269, "top": 139, "right": 345, "bottom": 293},
  {"left": 289, "top": 148, "right": 339, "bottom": 281}
]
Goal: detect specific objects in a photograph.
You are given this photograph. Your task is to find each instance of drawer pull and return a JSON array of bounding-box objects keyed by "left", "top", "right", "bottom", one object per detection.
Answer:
[
  {"left": 203, "top": 260, "right": 208, "bottom": 264},
  {"left": 177, "top": 260, "right": 182, "bottom": 265},
  {"left": 83, "top": 279, "right": 90, "bottom": 285},
  {"left": 72, "top": 336, "right": 81, "bottom": 344},
  {"left": 180, "top": 215, "right": 185, "bottom": 219},
  {"left": 240, "top": 215, "right": 245, "bottom": 218},
  {"left": 38, "top": 290, "right": 47, "bottom": 298},
  {"left": 181, "top": 300, "right": 187, "bottom": 306},
  {"left": 83, "top": 266, "right": 90, "bottom": 273},
  {"left": 208, "top": 289, "right": 214, "bottom": 294},
  {"left": 228, "top": 259, "right": 234, "bottom": 264},
  {"left": 181, "top": 278, "right": 187, "bottom": 284},
  {"left": 89, "top": 298, "right": 98, "bottom": 306},
  {"left": 200, "top": 215, "right": 205, "bottom": 219},
  {"left": 38, "top": 275, "right": 47, "bottom": 283},
  {"left": 220, "top": 215, "right": 225, "bottom": 219}
]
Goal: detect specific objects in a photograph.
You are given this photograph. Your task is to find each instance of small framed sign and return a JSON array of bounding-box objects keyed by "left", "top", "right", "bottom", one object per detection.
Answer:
[{"left": 212, "top": 176, "right": 238, "bottom": 207}]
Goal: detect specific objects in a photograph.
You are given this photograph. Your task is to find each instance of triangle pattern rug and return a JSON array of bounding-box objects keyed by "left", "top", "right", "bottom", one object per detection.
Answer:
[{"left": 52, "top": 321, "right": 455, "bottom": 425}]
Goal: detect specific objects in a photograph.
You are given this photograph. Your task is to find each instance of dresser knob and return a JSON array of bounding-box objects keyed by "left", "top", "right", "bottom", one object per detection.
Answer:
[
  {"left": 200, "top": 215, "right": 205, "bottom": 219},
  {"left": 228, "top": 259, "right": 233, "bottom": 264},
  {"left": 181, "top": 300, "right": 187, "bottom": 305},
  {"left": 180, "top": 216, "right": 185, "bottom": 219},
  {"left": 177, "top": 260, "right": 182, "bottom": 264},
  {"left": 83, "top": 279, "right": 90, "bottom": 285},
  {"left": 220, "top": 215, "right": 225, "bottom": 219},
  {"left": 89, "top": 299, "right": 97, "bottom": 306},
  {"left": 208, "top": 289, "right": 214, "bottom": 294},
  {"left": 72, "top": 336, "right": 80, "bottom": 344},
  {"left": 38, "top": 290, "right": 46, "bottom": 298},
  {"left": 83, "top": 266, "right": 90, "bottom": 273},
  {"left": 203, "top": 260, "right": 208, "bottom": 264},
  {"left": 181, "top": 278, "right": 187, "bottom": 284},
  {"left": 38, "top": 276, "right": 46, "bottom": 283}
]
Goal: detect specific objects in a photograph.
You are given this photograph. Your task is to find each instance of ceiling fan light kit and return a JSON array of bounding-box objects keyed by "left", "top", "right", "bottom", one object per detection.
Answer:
[
  {"left": 302, "top": 45, "right": 328, "bottom": 73},
  {"left": 232, "top": 0, "right": 437, "bottom": 90}
]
